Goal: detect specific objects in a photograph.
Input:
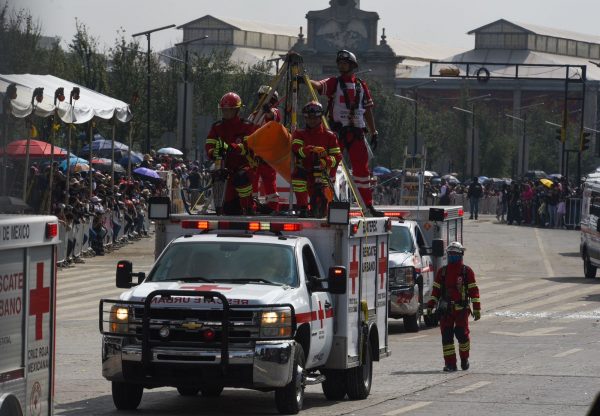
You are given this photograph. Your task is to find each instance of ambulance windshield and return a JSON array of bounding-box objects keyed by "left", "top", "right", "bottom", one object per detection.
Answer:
[
  {"left": 389, "top": 226, "right": 414, "bottom": 253},
  {"left": 148, "top": 242, "right": 298, "bottom": 286}
]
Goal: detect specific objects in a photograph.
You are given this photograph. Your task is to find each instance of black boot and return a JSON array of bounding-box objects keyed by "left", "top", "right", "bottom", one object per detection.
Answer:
[
  {"left": 443, "top": 364, "right": 457, "bottom": 372},
  {"left": 461, "top": 359, "right": 470, "bottom": 370}
]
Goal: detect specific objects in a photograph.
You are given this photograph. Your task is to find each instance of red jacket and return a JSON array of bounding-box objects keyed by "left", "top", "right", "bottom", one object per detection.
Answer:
[
  {"left": 205, "top": 116, "right": 256, "bottom": 168},
  {"left": 429, "top": 262, "right": 480, "bottom": 312},
  {"left": 291, "top": 124, "right": 342, "bottom": 171}
]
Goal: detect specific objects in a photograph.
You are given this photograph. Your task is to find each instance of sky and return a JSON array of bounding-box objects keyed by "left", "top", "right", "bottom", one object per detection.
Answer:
[{"left": 14, "top": 0, "right": 600, "bottom": 52}]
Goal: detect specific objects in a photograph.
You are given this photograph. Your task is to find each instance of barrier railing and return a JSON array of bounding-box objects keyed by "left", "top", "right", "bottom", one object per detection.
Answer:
[{"left": 565, "top": 198, "right": 582, "bottom": 229}]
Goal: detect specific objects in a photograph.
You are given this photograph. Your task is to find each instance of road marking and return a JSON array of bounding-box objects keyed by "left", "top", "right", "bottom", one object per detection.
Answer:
[
  {"left": 534, "top": 227, "right": 555, "bottom": 278},
  {"left": 491, "top": 327, "right": 576, "bottom": 337},
  {"left": 450, "top": 381, "right": 491, "bottom": 394},
  {"left": 382, "top": 401, "right": 432, "bottom": 415},
  {"left": 553, "top": 348, "right": 582, "bottom": 358},
  {"left": 403, "top": 335, "right": 428, "bottom": 340},
  {"left": 508, "top": 285, "right": 598, "bottom": 312}
]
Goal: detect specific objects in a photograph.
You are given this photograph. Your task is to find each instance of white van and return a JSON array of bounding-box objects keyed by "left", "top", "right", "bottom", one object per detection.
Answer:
[{"left": 580, "top": 174, "right": 600, "bottom": 278}]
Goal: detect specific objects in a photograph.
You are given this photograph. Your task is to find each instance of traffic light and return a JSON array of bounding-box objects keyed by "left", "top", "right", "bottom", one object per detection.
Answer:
[
  {"left": 580, "top": 131, "right": 591, "bottom": 151},
  {"left": 555, "top": 127, "right": 566, "bottom": 143}
]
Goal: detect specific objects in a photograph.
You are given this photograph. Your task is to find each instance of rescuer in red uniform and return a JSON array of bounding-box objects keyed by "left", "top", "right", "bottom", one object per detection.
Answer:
[
  {"left": 427, "top": 242, "right": 481, "bottom": 372},
  {"left": 205, "top": 92, "right": 256, "bottom": 215},
  {"left": 250, "top": 85, "right": 281, "bottom": 214},
  {"left": 307, "top": 49, "right": 382, "bottom": 217},
  {"left": 291, "top": 101, "right": 342, "bottom": 217}
]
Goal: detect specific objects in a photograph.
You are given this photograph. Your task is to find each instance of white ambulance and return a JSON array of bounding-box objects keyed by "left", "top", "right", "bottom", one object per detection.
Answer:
[
  {"left": 0, "top": 215, "right": 60, "bottom": 416},
  {"left": 100, "top": 202, "right": 390, "bottom": 414}
]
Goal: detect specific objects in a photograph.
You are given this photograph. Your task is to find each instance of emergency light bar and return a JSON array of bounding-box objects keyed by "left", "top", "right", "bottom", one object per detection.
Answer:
[{"left": 181, "top": 220, "right": 303, "bottom": 232}]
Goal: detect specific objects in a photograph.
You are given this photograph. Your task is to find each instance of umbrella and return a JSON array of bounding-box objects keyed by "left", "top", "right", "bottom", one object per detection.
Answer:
[
  {"left": 81, "top": 139, "right": 129, "bottom": 152},
  {"left": 442, "top": 174, "right": 460, "bottom": 185},
  {"left": 373, "top": 166, "right": 391, "bottom": 176},
  {"left": 157, "top": 147, "right": 183, "bottom": 156},
  {"left": 540, "top": 178, "right": 554, "bottom": 188},
  {"left": 92, "top": 158, "right": 125, "bottom": 173},
  {"left": 1, "top": 139, "right": 68, "bottom": 158},
  {"left": 423, "top": 170, "right": 436, "bottom": 177},
  {"left": 119, "top": 151, "right": 144, "bottom": 166},
  {"left": 59, "top": 157, "right": 89, "bottom": 171},
  {"left": 133, "top": 167, "right": 160, "bottom": 179}
]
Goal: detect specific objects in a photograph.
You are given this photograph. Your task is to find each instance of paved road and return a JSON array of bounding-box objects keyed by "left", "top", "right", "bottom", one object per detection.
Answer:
[{"left": 53, "top": 215, "right": 600, "bottom": 415}]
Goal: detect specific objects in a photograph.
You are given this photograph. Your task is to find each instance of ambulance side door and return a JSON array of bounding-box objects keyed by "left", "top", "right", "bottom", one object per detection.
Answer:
[
  {"left": 414, "top": 224, "right": 434, "bottom": 300},
  {"left": 301, "top": 243, "right": 333, "bottom": 367}
]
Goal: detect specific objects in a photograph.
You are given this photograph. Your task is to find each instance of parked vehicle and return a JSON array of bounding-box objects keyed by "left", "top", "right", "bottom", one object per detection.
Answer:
[{"left": 580, "top": 173, "right": 600, "bottom": 278}]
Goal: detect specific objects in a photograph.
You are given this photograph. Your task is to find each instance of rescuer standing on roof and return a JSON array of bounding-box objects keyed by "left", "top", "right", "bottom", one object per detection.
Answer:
[
  {"left": 205, "top": 92, "right": 257, "bottom": 215},
  {"left": 427, "top": 242, "right": 481, "bottom": 372},
  {"left": 250, "top": 85, "right": 281, "bottom": 214},
  {"left": 291, "top": 101, "right": 342, "bottom": 217},
  {"left": 306, "top": 49, "right": 382, "bottom": 217}
]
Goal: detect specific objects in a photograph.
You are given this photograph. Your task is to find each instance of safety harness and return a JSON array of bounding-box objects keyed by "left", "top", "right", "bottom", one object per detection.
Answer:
[
  {"left": 438, "top": 265, "right": 470, "bottom": 315},
  {"left": 326, "top": 76, "right": 366, "bottom": 135}
]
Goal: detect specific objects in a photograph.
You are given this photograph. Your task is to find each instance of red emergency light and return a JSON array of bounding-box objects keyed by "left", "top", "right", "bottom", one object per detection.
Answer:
[
  {"left": 458, "top": 208, "right": 464, "bottom": 217},
  {"left": 181, "top": 220, "right": 302, "bottom": 233},
  {"left": 383, "top": 211, "right": 411, "bottom": 218},
  {"left": 46, "top": 222, "right": 58, "bottom": 238}
]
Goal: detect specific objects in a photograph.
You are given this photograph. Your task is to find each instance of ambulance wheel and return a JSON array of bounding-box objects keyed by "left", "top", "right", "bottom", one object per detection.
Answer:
[
  {"left": 403, "top": 313, "right": 420, "bottom": 333},
  {"left": 275, "top": 344, "right": 305, "bottom": 414},
  {"left": 112, "top": 381, "right": 143, "bottom": 410},
  {"left": 423, "top": 313, "right": 438, "bottom": 327},
  {"left": 201, "top": 385, "right": 224, "bottom": 397},
  {"left": 584, "top": 252, "right": 597, "bottom": 279},
  {"left": 177, "top": 387, "right": 200, "bottom": 396},
  {"left": 346, "top": 343, "right": 372, "bottom": 400},
  {"left": 321, "top": 369, "right": 347, "bottom": 400}
]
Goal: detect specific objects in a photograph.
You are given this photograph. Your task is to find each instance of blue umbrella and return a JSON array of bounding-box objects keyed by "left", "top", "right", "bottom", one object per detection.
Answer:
[
  {"left": 59, "top": 157, "right": 89, "bottom": 171},
  {"left": 373, "top": 166, "right": 391, "bottom": 176},
  {"left": 81, "top": 139, "right": 129, "bottom": 152},
  {"left": 119, "top": 151, "right": 144, "bottom": 166},
  {"left": 134, "top": 167, "right": 160, "bottom": 179}
]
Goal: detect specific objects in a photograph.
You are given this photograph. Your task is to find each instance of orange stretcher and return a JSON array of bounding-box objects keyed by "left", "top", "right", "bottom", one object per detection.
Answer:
[{"left": 245, "top": 121, "right": 292, "bottom": 182}]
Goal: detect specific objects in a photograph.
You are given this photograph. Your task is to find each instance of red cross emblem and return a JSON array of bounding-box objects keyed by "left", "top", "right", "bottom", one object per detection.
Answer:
[
  {"left": 349, "top": 245, "right": 359, "bottom": 295},
  {"left": 317, "top": 300, "right": 325, "bottom": 329},
  {"left": 29, "top": 262, "right": 50, "bottom": 341},
  {"left": 378, "top": 241, "right": 388, "bottom": 290},
  {"left": 180, "top": 284, "right": 232, "bottom": 291}
]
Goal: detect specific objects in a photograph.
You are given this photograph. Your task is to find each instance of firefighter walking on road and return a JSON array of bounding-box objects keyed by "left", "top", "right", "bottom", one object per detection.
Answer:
[
  {"left": 205, "top": 92, "right": 257, "bottom": 215},
  {"left": 427, "top": 242, "right": 481, "bottom": 372},
  {"left": 291, "top": 101, "right": 342, "bottom": 217},
  {"left": 306, "top": 49, "right": 382, "bottom": 217}
]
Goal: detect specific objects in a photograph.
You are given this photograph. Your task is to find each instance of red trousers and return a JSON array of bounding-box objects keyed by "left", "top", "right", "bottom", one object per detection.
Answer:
[
  {"left": 439, "top": 308, "right": 470, "bottom": 366},
  {"left": 222, "top": 166, "right": 255, "bottom": 215},
  {"left": 337, "top": 130, "right": 372, "bottom": 206},
  {"left": 252, "top": 162, "right": 279, "bottom": 211}
]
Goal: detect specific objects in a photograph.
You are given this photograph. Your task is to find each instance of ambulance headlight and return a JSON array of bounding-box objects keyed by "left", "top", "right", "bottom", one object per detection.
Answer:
[
  {"left": 110, "top": 305, "right": 130, "bottom": 334},
  {"left": 259, "top": 309, "right": 293, "bottom": 338}
]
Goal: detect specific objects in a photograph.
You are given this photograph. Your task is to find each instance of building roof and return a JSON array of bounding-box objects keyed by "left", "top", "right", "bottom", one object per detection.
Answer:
[
  {"left": 387, "top": 38, "right": 466, "bottom": 62},
  {"left": 178, "top": 15, "right": 299, "bottom": 37},
  {"left": 468, "top": 19, "right": 600, "bottom": 46},
  {"left": 401, "top": 48, "right": 600, "bottom": 81}
]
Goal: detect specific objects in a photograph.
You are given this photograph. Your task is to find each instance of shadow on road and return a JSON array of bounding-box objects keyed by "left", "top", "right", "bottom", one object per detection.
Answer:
[
  {"left": 55, "top": 389, "right": 341, "bottom": 415},
  {"left": 542, "top": 276, "right": 596, "bottom": 284}
]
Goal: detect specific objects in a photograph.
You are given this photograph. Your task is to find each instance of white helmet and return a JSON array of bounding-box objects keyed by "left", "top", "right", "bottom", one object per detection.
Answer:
[{"left": 447, "top": 241, "right": 465, "bottom": 254}]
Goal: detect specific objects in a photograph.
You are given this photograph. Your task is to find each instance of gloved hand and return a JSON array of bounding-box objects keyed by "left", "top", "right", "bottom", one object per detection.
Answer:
[
  {"left": 229, "top": 142, "right": 244, "bottom": 155},
  {"left": 427, "top": 307, "right": 433, "bottom": 317},
  {"left": 370, "top": 132, "right": 378, "bottom": 151},
  {"left": 313, "top": 146, "right": 327, "bottom": 158},
  {"left": 473, "top": 310, "right": 481, "bottom": 321}
]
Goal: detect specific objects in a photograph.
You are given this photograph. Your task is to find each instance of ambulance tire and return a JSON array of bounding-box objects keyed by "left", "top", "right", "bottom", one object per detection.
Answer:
[
  {"left": 346, "top": 343, "right": 372, "bottom": 400},
  {"left": 177, "top": 387, "right": 200, "bottom": 396},
  {"left": 275, "top": 343, "right": 305, "bottom": 414},
  {"left": 111, "top": 381, "right": 143, "bottom": 410},
  {"left": 201, "top": 385, "right": 224, "bottom": 397},
  {"left": 403, "top": 313, "right": 420, "bottom": 333},
  {"left": 321, "top": 369, "right": 347, "bottom": 400},
  {"left": 584, "top": 252, "right": 597, "bottom": 279}
]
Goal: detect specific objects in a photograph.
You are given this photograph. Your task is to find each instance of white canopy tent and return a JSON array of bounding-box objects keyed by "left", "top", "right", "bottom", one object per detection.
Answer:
[{"left": 1, "top": 74, "right": 133, "bottom": 206}]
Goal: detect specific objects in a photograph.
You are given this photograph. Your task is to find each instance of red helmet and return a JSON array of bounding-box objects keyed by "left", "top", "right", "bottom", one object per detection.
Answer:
[
  {"left": 219, "top": 92, "right": 242, "bottom": 109},
  {"left": 302, "top": 101, "right": 323, "bottom": 117}
]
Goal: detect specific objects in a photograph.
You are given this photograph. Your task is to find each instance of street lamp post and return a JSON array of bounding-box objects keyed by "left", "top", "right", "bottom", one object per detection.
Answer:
[
  {"left": 452, "top": 94, "right": 491, "bottom": 179},
  {"left": 175, "top": 36, "right": 208, "bottom": 159},
  {"left": 132, "top": 24, "right": 176, "bottom": 154},
  {"left": 505, "top": 102, "right": 544, "bottom": 176},
  {"left": 395, "top": 79, "right": 437, "bottom": 156}
]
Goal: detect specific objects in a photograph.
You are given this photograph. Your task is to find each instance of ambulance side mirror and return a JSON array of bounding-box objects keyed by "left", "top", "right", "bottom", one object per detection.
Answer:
[
  {"left": 432, "top": 239, "right": 445, "bottom": 257},
  {"left": 327, "top": 266, "right": 347, "bottom": 295},
  {"left": 116, "top": 261, "right": 134, "bottom": 288}
]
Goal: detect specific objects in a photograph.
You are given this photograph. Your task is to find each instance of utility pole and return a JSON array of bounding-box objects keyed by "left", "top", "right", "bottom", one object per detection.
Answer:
[
  {"left": 505, "top": 101, "right": 544, "bottom": 176},
  {"left": 452, "top": 94, "right": 491, "bottom": 179},
  {"left": 132, "top": 24, "right": 175, "bottom": 154}
]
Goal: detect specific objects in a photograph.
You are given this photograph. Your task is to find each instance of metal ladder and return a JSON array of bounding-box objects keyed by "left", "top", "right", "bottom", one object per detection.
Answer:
[{"left": 399, "top": 146, "right": 427, "bottom": 206}]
